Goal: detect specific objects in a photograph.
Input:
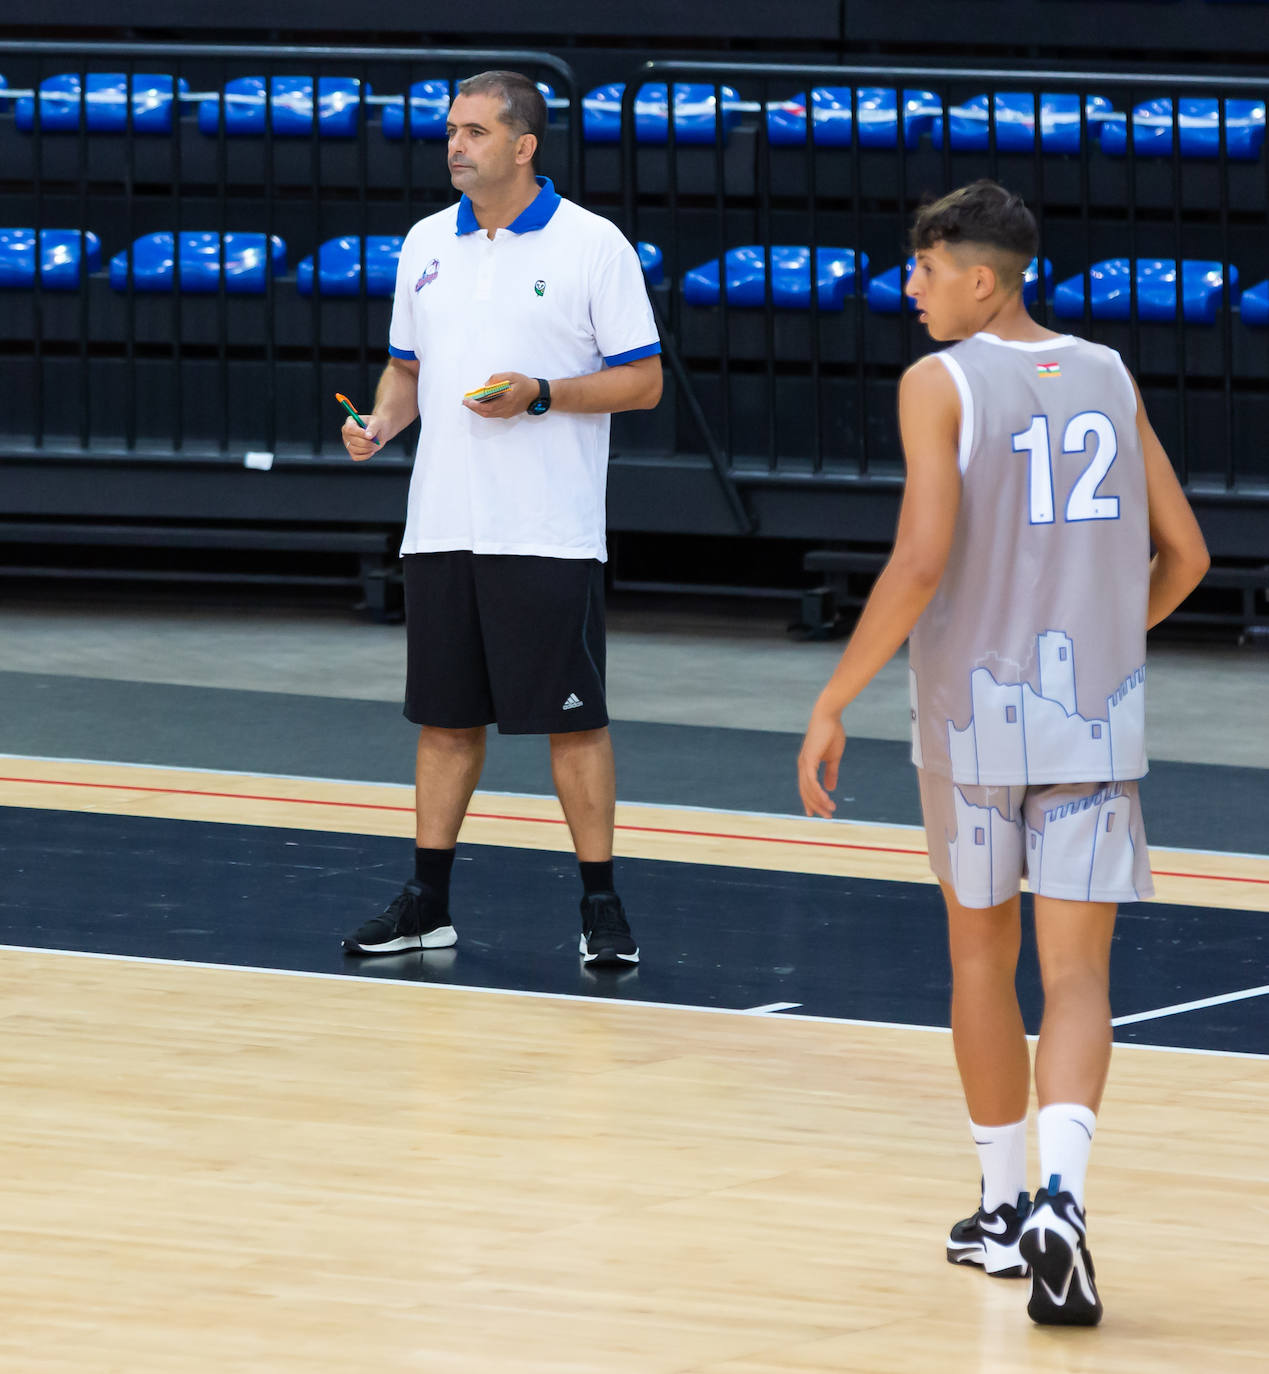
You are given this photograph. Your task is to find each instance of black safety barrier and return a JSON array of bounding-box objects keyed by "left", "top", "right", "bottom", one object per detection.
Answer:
[{"left": 619, "top": 60, "right": 1269, "bottom": 570}]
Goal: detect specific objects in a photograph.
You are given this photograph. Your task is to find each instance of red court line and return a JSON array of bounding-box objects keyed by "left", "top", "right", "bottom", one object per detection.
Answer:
[{"left": 4, "top": 773, "right": 1269, "bottom": 886}]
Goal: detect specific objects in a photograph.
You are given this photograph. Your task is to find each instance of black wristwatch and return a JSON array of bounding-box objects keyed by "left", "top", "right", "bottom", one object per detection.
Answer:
[{"left": 527, "top": 378, "right": 551, "bottom": 415}]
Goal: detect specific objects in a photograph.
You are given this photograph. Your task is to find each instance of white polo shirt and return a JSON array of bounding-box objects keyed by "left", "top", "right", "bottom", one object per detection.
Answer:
[{"left": 387, "top": 177, "right": 660, "bottom": 561}]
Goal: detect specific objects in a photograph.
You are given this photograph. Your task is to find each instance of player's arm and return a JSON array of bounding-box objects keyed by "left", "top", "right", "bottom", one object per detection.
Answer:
[
  {"left": 461, "top": 357, "right": 662, "bottom": 418},
  {"left": 343, "top": 356, "right": 420, "bottom": 461},
  {"left": 1127, "top": 374, "right": 1210, "bottom": 628},
  {"left": 797, "top": 355, "right": 962, "bottom": 818}
]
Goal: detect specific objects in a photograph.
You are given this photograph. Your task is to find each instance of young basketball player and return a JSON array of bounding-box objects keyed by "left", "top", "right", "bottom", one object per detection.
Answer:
[{"left": 797, "top": 180, "right": 1209, "bottom": 1325}]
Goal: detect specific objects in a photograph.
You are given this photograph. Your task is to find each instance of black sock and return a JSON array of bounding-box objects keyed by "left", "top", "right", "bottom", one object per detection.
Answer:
[
  {"left": 414, "top": 846, "right": 456, "bottom": 907},
  {"left": 579, "top": 859, "right": 614, "bottom": 896}
]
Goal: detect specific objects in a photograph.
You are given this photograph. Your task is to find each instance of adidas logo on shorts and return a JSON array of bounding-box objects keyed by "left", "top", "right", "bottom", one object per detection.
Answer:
[{"left": 562, "top": 693, "right": 583, "bottom": 710}]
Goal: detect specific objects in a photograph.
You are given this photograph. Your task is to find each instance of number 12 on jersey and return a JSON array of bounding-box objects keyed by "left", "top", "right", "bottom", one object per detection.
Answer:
[{"left": 1012, "top": 411, "right": 1121, "bottom": 525}]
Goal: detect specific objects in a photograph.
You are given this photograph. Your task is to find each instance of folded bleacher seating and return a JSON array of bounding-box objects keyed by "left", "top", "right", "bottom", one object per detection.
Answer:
[
  {"left": 638, "top": 242, "right": 664, "bottom": 286},
  {"left": 766, "top": 87, "right": 941, "bottom": 149},
  {"left": 197, "top": 78, "right": 367, "bottom": 137},
  {"left": 683, "top": 246, "right": 868, "bottom": 310},
  {"left": 0, "top": 228, "right": 101, "bottom": 288},
  {"left": 1241, "top": 280, "right": 1269, "bottom": 326},
  {"left": 867, "top": 256, "right": 1053, "bottom": 313},
  {"left": 1099, "top": 98, "right": 1266, "bottom": 160},
  {"left": 930, "top": 94, "right": 1115, "bottom": 153},
  {"left": 583, "top": 82, "right": 742, "bottom": 145},
  {"left": 1053, "top": 258, "right": 1240, "bottom": 323},
  {"left": 296, "top": 236, "right": 403, "bottom": 296},
  {"left": 16, "top": 74, "right": 187, "bottom": 134},
  {"left": 381, "top": 80, "right": 555, "bottom": 140},
  {"left": 108, "top": 232, "right": 287, "bottom": 293}
]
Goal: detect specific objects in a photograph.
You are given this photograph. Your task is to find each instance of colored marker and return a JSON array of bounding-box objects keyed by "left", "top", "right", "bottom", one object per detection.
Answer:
[
  {"left": 463, "top": 380, "right": 514, "bottom": 402},
  {"left": 335, "top": 392, "right": 380, "bottom": 444}
]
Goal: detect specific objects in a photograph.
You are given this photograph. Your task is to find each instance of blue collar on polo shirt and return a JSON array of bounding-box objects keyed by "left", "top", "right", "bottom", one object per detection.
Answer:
[{"left": 455, "top": 176, "right": 561, "bottom": 236}]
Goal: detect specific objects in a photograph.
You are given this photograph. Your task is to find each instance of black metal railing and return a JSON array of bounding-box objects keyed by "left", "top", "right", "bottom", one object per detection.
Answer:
[
  {"left": 622, "top": 60, "right": 1269, "bottom": 521},
  {"left": 0, "top": 41, "right": 581, "bottom": 469}
]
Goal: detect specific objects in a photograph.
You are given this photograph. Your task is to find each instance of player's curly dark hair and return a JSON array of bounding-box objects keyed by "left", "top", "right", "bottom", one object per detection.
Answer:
[
  {"left": 910, "top": 180, "right": 1038, "bottom": 263},
  {"left": 457, "top": 70, "right": 547, "bottom": 171}
]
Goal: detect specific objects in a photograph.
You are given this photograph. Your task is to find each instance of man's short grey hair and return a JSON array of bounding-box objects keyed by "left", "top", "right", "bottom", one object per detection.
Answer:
[{"left": 457, "top": 70, "right": 547, "bottom": 170}]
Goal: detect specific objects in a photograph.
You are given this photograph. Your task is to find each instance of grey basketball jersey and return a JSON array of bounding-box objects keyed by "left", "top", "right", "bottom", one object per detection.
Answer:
[{"left": 908, "top": 331, "right": 1149, "bottom": 785}]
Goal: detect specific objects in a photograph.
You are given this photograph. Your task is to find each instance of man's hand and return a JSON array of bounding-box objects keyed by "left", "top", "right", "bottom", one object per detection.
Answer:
[
  {"left": 462, "top": 372, "right": 539, "bottom": 419},
  {"left": 342, "top": 413, "right": 382, "bottom": 461},
  {"left": 798, "top": 708, "right": 846, "bottom": 819}
]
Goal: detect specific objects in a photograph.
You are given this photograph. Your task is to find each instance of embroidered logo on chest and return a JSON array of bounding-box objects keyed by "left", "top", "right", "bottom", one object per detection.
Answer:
[
  {"left": 415, "top": 259, "right": 440, "bottom": 292},
  {"left": 534, "top": 279, "right": 546, "bottom": 297}
]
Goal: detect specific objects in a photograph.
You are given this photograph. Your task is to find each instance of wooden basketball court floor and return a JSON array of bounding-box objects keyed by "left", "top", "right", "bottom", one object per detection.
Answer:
[{"left": 2, "top": 754, "right": 1267, "bottom": 1371}]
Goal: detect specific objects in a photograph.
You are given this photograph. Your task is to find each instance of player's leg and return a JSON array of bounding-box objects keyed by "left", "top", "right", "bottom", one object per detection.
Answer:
[
  {"left": 476, "top": 555, "right": 636, "bottom": 966},
  {"left": 942, "top": 882, "right": 1033, "bottom": 1276},
  {"left": 1019, "top": 893, "right": 1114, "bottom": 1326},
  {"left": 1017, "top": 779, "right": 1148, "bottom": 1326},
  {"left": 342, "top": 552, "right": 494, "bottom": 955},
  {"left": 918, "top": 773, "right": 1032, "bottom": 1276}
]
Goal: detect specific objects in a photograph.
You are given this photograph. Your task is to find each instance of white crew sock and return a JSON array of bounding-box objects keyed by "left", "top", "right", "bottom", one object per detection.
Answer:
[
  {"left": 1037, "top": 1102, "right": 1097, "bottom": 1208},
  {"left": 969, "top": 1116, "right": 1028, "bottom": 1213}
]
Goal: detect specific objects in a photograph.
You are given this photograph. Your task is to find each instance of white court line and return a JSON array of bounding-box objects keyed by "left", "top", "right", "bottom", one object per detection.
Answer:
[
  {"left": 3, "top": 942, "right": 1266, "bottom": 1061},
  {"left": 745, "top": 1002, "right": 804, "bottom": 1014},
  {"left": 1112, "top": 982, "right": 1269, "bottom": 1027}
]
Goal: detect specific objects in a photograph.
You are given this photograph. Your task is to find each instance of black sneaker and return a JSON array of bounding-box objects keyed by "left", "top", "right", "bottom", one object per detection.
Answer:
[
  {"left": 947, "top": 1191, "right": 1032, "bottom": 1277},
  {"left": 1019, "top": 1182, "right": 1103, "bottom": 1326},
  {"left": 341, "top": 880, "right": 457, "bottom": 955},
  {"left": 578, "top": 891, "right": 639, "bottom": 966}
]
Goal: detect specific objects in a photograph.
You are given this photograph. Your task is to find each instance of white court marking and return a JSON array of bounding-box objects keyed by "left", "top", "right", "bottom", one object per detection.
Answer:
[
  {"left": 1112, "top": 982, "right": 1269, "bottom": 1027},
  {"left": 2, "top": 943, "right": 1266, "bottom": 1061}
]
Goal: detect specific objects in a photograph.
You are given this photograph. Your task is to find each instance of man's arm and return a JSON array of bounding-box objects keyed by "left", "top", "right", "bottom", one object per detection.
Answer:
[
  {"left": 797, "top": 355, "right": 963, "bottom": 819},
  {"left": 342, "top": 356, "right": 420, "bottom": 461},
  {"left": 460, "top": 356, "right": 662, "bottom": 419},
  {"left": 1129, "top": 374, "right": 1210, "bottom": 627}
]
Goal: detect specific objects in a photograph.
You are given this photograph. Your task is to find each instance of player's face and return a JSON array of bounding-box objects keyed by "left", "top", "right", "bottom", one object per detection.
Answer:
[
  {"left": 446, "top": 93, "right": 531, "bottom": 197},
  {"left": 905, "top": 243, "right": 978, "bottom": 341}
]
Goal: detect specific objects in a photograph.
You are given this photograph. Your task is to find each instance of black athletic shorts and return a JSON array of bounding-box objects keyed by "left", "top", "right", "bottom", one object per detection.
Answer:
[{"left": 402, "top": 551, "right": 608, "bottom": 735}]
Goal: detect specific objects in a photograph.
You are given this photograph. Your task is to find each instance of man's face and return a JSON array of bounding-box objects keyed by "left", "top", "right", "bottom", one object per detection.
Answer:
[
  {"left": 446, "top": 92, "right": 529, "bottom": 195},
  {"left": 904, "top": 241, "right": 982, "bottom": 341}
]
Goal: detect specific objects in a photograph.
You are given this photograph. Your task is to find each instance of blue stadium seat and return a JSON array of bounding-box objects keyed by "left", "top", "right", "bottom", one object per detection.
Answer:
[
  {"left": 1053, "top": 259, "right": 1240, "bottom": 323},
  {"left": 108, "top": 233, "right": 287, "bottom": 293},
  {"left": 929, "top": 94, "right": 1116, "bottom": 153},
  {"left": 296, "top": 236, "right": 403, "bottom": 296},
  {"left": 0, "top": 229, "right": 101, "bottom": 288},
  {"left": 1241, "top": 280, "right": 1269, "bottom": 326},
  {"left": 867, "top": 256, "right": 1054, "bottom": 313},
  {"left": 638, "top": 242, "right": 664, "bottom": 286},
  {"left": 1100, "top": 98, "right": 1266, "bottom": 160},
  {"left": 381, "top": 80, "right": 556, "bottom": 140},
  {"left": 197, "top": 78, "right": 367, "bottom": 138},
  {"left": 16, "top": 74, "right": 188, "bottom": 134},
  {"left": 683, "top": 246, "right": 869, "bottom": 310},
  {"left": 583, "top": 83, "right": 742, "bottom": 145},
  {"left": 766, "top": 87, "right": 941, "bottom": 149}
]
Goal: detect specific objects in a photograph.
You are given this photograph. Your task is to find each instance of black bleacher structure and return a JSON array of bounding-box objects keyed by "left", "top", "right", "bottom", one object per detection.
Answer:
[{"left": 0, "top": 2, "right": 1267, "bottom": 620}]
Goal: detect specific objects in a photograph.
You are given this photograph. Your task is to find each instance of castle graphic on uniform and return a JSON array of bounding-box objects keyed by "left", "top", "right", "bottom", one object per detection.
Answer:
[
  {"left": 942, "top": 780, "right": 1139, "bottom": 907},
  {"left": 940, "top": 630, "right": 1145, "bottom": 784}
]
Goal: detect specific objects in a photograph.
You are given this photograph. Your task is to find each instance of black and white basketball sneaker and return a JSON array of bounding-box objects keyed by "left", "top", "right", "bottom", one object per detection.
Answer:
[
  {"left": 1019, "top": 1181, "right": 1103, "bottom": 1326},
  {"left": 341, "top": 879, "right": 457, "bottom": 954},
  {"left": 947, "top": 1191, "right": 1032, "bottom": 1277},
  {"left": 578, "top": 891, "right": 639, "bottom": 966}
]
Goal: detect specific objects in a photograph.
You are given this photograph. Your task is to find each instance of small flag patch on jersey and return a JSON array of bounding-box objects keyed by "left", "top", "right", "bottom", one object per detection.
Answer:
[{"left": 1036, "top": 361, "right": 1062, "bottom": 379}]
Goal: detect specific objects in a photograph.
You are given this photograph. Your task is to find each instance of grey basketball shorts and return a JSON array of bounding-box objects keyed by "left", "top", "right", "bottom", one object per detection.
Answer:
[{"left": 916, "top": 771, "right": 1154, "bottom": 909}]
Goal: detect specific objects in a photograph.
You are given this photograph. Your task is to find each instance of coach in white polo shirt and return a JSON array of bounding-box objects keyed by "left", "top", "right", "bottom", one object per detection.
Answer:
[{"left": 339, "top": 70, "right": 661, "bottom": 967}]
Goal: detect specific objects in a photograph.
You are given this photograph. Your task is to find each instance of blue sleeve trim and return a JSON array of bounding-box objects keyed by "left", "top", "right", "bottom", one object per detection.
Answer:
[
  {"left": 388, "top": 345, "right": 417, "bottom": 360},
  {"left": 604, "top": 341, "right": 662, "bottom": 367}
]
